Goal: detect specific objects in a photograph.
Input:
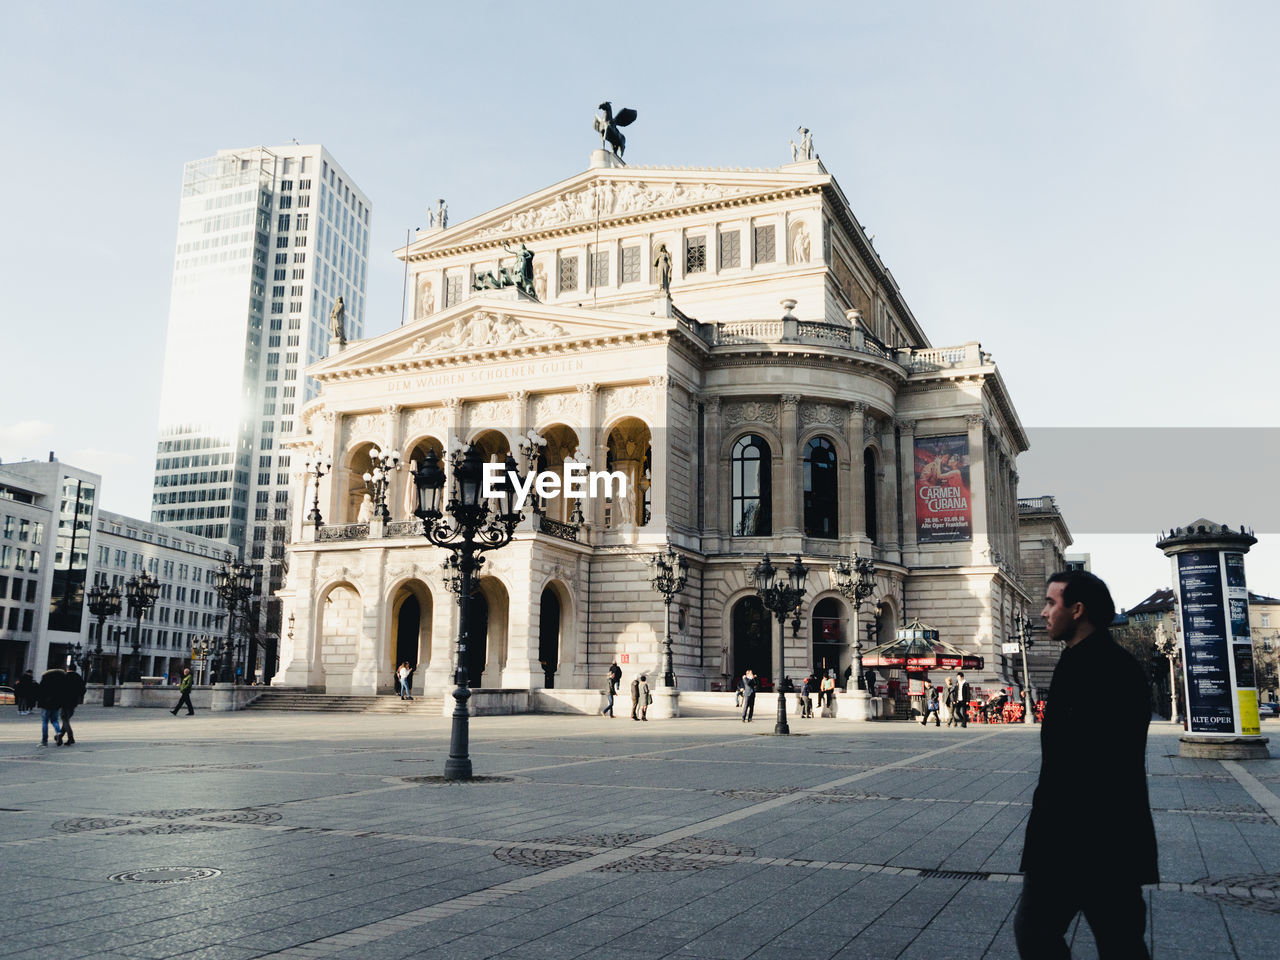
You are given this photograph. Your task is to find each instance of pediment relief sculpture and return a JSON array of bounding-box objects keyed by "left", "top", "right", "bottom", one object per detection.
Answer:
[
  {"left": 475, "top": 179, "right": 754, "bottom": 239},
  {"left": 406, "top": 311, "right": 570, "bottom": 356}
]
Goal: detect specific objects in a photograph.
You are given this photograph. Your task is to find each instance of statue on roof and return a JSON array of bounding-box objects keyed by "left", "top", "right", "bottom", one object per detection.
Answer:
[
  {"left": 790, "top": 126, "right": 815, "bottom": 162},
  {"left": 434, "top": 198, "right": 448, "bottom": 229},
  {"left": 594, "top": 102, "right": 638, "bottom": 159},
  {"left": 503, "top": 242, "right": 536, "bottom": 298},
  {"left": 329, "top": 296, "right": 346, "bottom": 345}
]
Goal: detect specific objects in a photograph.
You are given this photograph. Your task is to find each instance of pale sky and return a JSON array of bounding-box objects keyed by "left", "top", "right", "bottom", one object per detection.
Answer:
[{"left": 1, "top": 0, "right": 1276, "bottom": 610}]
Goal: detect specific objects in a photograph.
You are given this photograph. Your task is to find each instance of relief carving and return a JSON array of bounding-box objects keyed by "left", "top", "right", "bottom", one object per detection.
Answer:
[
  {"left": 532, "top": 392, "right": 580, "bottom": 426},
  {"left": 405, "top": 406, "right": 447, "bottom": 438},
  {"left": 800, "top": 402, "right": 842, "bottom": 427},
  {"left": 406, "top": 311, "right": 569, "bottom": 356},
  {"left": 414, "top": 275, "right": 434, "bottom": 320},
  {"left": 722, "top": 401, "right": 779, "bottom": 426}
]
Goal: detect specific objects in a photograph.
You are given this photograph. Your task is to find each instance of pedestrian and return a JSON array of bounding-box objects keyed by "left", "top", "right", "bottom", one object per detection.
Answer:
[
  {"left": 396, "top": 661, "right": 414, "bottom": 700},
  {"left": 796, "top": 675, "right": 809, "bottom": 718},
  {"left": 15, "top": 669, "right": 36, "bottom": 715},
  {"left": 37, "top": 668, "right": 65, "bottom": 746},
  {"left": 864, "top": 668, "right": 877, "bottom": 695},
  {"left": 59, "top": 665, "right": 87, "bottom": 745},
  {"left": 171, "top": 666, "right": 195, "bottom": 716},
  {"left": 953, "top": 672, "right": 971, "bottom": 728},
  {"left": 820, "top": 672, "right": 835, "bottom": 715},
  {"left": 740, "top": 669, "right": 756, "bottom": 722},
  {"left": 921, "top": 686, "right": 941, "bottom": 727},
  {"left": 942, "top": 677, "right": 957, "bottom": 726},
  {"left": 602, "top": 661, "right": 621, "bottom": 717},
  {"left": 639, "top": 675, "right": 652, "bottom": 720},
  {"left": 800, "top": 675, "right": 814, "bottom": 718},
  {"left": 1015, "top": 570, "right": 1157, "bottom": 959},
  {"left": 630, "top": 675, "right": 640, "bottom": 720}
]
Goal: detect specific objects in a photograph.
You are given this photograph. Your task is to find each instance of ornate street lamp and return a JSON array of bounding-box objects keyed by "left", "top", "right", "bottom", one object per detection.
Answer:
[
  {"left": 123, "top": 571, "right": 161, "bottom": 682},
  {"left": 215, "top": 556, "right": 255, "bottom": 683},
  {"left": 1007, "top": 614, "right": 1035, "bottom": 724},
  {"left": 1154, "top": 620, "right": 1180, "bottom": 724},
  {"left": 363, "top": 447, "right": 402, "bottom": 521},
  {"left": 85, "top": 581, "right": 122, "bottom": 683},
  {"left": 648, "top": 543, "right": 689, "bottom": 687},
  {"left": 518, "top": 430, "right": 547, "bottom": 516},
  {"left": 305, "top": 452, "right": 333, "bottom": 531},
  {"left": 833, "top": 554, "right": 877, "bottom": 691},
  {"left": 413, "top": 444, "right": 527, "bottom": 779},
  {"left": 751, "top": 553, "right": 809, "bottom": 735}
]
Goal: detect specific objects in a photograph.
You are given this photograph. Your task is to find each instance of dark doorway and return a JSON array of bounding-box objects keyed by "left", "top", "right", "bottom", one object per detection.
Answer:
[
  {"left": 812, "top": 597, "right": 844, "bottom": 679},
  {"left": 731, "top": 596, "right": 771, "bottom": 688},
  {"left": 396, "top": 594, "right": 420, "bottom": 679},
  {"left": 864, "top": 449, "right": 878, "bottom": 543},
  {"left": 538, "top": 588, "right": 560, "bottom": 688},
  {"left": 463, "top": 591, "right": 488, "bottom": 687}
]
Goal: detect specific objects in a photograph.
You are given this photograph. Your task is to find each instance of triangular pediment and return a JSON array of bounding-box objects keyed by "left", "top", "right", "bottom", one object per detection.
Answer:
[
  {"left": 309, "top": 297, "right": 673, "bottom": 380},
  {"left": 401, "top": 163, "right": 831, "bottom": 257}
]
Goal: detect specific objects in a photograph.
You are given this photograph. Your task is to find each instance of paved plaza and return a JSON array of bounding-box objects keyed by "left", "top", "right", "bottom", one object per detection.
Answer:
[{"left": 2, "top": 706, "right": 1278, "bottom": 960}]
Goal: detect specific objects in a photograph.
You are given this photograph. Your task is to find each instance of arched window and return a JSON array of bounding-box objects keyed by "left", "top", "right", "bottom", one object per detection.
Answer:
[
  {"left": 732, "top": 435, "right": 771, "bottom": 536},
  {"left": 803, "top": 436, "right": 838, "bottom": 539},
  {"left": 864, "top": 448, "right": 878, "bottom": 544}
]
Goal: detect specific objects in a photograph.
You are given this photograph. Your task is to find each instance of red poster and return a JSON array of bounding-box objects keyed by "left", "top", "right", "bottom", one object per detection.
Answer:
[{"left": 914, "top": 435, "right": 973, "bottom": 543}]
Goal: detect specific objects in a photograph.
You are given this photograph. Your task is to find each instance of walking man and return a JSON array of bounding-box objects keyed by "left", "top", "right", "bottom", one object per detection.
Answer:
[
  {"left": 59, "top": 665, "right": 87, "bottom": 745},
  {"left": 37, "top": 668, "right": 65, "bottom": 746},
  {"left": 171, "top": 667, "right": 195, "bottom": 716},
  {"left": 630, "top": 675, "right": 640, "bottom": 720},
  {"left": 953, "top": 672, "right": 971, "bottom": 728},
  {"left": 740, "top": 669, "right": 756, "bottom": 722},
  {"left": 1015, "top": 570, "right": 1157, "bottom": 959},
  {"left": 602, "top": 660, "right": 621, "bottom": 717},
  {"left": 920, "top": 686, "right": 941, "bottom": 727}
]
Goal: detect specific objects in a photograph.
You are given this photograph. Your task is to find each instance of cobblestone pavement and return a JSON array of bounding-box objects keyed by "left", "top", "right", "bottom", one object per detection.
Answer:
[{"left": 2, "top": 706, "right": 1277, "bottom": 959}]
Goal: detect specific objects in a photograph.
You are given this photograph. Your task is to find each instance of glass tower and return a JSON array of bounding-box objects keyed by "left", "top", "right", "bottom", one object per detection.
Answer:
[{"left": 152, "top": 144, "right": 370, "bottom": 673}]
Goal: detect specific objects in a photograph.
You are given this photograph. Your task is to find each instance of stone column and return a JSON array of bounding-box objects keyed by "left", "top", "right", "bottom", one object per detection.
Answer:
[
  {"left": 880, "top": 421, "right": 900, "bottom": 557},
  {"left": 780, "top": 394, "right": 801, "bottom": 538},
  {"left": 897, "top": 419, "right": 918, "bottom": 561},
  {"left": 648, "top": 375, "right": 669, "bottom": 534},
  {"left": 578, "top": 383, "right": 600, "bottom": 534},
  {"left": 846, "top": 402, "right": 866, "bottom": 543},
  {"left": 967, "top": 414, "right": 989, "bottom": 555},
  {"left": 702, "top": 396, "right": 722, "bottom": 548}
]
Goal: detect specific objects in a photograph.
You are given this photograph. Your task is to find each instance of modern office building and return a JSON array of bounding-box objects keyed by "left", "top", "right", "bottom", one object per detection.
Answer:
[{"left": 150, "top": 144, "right": 371, "bottom": 670}]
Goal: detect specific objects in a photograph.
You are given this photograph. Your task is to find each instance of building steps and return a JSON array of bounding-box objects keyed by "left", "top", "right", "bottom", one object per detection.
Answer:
[{"left": 244, "top": 690, "right": 445, "bottom": 715}]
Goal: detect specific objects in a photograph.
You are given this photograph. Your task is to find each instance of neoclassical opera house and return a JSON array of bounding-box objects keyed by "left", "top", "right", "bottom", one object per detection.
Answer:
[{"left": 274, "top": 144, "right": 1033, "bottom": 704}]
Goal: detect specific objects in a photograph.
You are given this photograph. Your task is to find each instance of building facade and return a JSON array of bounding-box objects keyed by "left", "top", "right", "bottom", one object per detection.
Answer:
[
  {"left": 274, "top": 148, "right": 1038, "bottom": 702},
  {"left": 1016, "top": 495, "right": 1074, "bottom": 695},
  {"left": 150, "top": 144, "right": 371, "bottom": 669}
]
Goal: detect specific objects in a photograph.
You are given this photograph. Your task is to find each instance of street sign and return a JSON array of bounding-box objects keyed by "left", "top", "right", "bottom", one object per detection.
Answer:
[{"left": 1001, "top": 642, "right": 1021, "bottom": 655}]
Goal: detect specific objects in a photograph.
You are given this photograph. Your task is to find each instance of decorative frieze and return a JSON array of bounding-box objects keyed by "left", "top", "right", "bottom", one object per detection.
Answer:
[
  {"left": 406, "top": 312, "right": 569, "bottom": 355},
  {"left": 800, "top": 402, "right": 842, "bottom": 427},
  {"left": 404, "top": 406, "right": 447, "bottom": 438},
  {"left": 532, "top": 392, "right": 581, "bottom": 426},
  {"left": 722, "top": 400, "right": 779, "bottom": 426},
  {"left": 602, "top": 384, "right": 652, "bottom": 422}
]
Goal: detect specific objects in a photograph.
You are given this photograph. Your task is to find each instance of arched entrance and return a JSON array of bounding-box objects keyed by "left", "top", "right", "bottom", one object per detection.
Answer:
[
  {"left": 463, "top": 591, "right": 488, "bottom": 688},
  {"left": 538, "top": 587, "right": 560, "bottom": 688},
  {"left": 319, "top": 583, "right": 361, "bottom": 694},
  {"left": 731, "top": 596, "right": 771, "bottom": 688},
  {"left": 811, "top": 597, "right": 845, "bottom": 679},
  {"left": 389, "top": 581, "right": 432, "bottom": 694}
]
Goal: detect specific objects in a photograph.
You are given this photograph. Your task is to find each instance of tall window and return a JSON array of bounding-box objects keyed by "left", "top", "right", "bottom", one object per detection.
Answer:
[
  {"left": 803, "top": 436, "right": 838, "bottom": 539},
  {"left": 719, "top": 230, "right": 741, "bottom": 268},
  {"left": 685, "top": 235, "right": 706, "bottom": 274},
  {"left": 732, "top": 435, "right": 772, "bottom": 536},
  {"left": 864, "top": 449, "right": 878, "bottom": 544}
]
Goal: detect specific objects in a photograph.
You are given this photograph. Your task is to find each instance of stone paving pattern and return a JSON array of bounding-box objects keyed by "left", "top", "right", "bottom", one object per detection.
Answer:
[{"left": 2, "top": 706, "right": 1277, "bottom": 959}]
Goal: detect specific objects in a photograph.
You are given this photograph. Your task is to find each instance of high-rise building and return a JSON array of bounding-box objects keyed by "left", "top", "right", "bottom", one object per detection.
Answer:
[{"left": 151, "top": 144, "right": 371, "bottom": 675}]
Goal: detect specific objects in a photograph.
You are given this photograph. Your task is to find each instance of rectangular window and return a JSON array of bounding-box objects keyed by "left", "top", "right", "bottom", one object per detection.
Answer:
[
  {"left": 558, "top": 255, "right": 578, "bottom": 293},
  {"left": 588, "top": 250, "right": 610, "bottom": 289},
  {"left": 21, "top": 608, "right": 33, "bottom": 632},
  {"left": 753, "top": 224, "right": 775, "bottom": 264},
  {"left": 719, "top": 230, "right": 741, "bottom": 269},
  {"left": 296, "top": 214, "right": 309, "bottom": 231},
  {"left": 1264, "top": 613, "right": 1272, "bottom": 628},
  {"left": 277, "top": 214, "right": 291, "bottom": 232},
  {"left": 278, "top": 195, "right": 292, "bottom": 209},
  {"left": 275, "top": 252, "right": 288, "bottom": 264},
  {"left": 621, "top": 246, "right": 641, "bottom": 284},
  {"left": 685, "top": 235, "right": 706, "bottom": 274},
  {"left": 445, "top": 275, "right": 463, "bottom": 307},
  {"left": 25, "top": 579, "right": 36, "bottom": 602}
]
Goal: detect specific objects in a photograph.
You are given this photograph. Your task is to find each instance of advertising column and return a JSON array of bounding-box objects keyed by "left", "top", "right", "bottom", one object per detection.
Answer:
[{"left": 1158, "top": 521, "right": 1267, "bottom": 759}]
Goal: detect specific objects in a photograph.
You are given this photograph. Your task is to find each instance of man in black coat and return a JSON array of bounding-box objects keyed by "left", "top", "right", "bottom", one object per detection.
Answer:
[
  {"left": 37, "top": 668, "right": 66, "bottom": 746},
  {"left": 58, "top": 665, "right": 87, "bottom": 745},
  {"left": 1015, "top": 570, "right": 1157, "bottom": 959}
]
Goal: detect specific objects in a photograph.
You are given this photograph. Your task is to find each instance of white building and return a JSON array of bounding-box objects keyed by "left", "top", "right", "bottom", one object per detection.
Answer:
[
  {"left": 275, "top": 145, "right": 1041, "bottom": 708},
  {"left": 150, "top": 144, "right": 371, "bottom": 668}
]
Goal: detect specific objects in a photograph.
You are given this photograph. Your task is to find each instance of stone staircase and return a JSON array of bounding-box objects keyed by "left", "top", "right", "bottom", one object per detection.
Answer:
[{"left": 244, "top": 690, "right": 445, "bottom": 715}]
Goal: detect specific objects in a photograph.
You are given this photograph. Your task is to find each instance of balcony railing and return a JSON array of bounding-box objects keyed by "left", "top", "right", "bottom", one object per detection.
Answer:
[
  {"left": 1018, "top": 496, "right": 1060, "bottom": 515},
  {"left": 384, "top": 519, "right": 424, "bottom": 538},
  {"left": 536, "top": 515, "right": 580, "bottom": 543},
  {"left": 316, "top": 523, "right": 369, "bottom": 541}
]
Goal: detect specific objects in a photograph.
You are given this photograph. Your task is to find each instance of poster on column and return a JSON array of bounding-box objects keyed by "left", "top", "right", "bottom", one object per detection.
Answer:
[
  {"left": 1176, "top": 550, "right": 1236, "bottom": 734},
  {"left": 914, "top": 435, "right": 972, "bottom": 543}
]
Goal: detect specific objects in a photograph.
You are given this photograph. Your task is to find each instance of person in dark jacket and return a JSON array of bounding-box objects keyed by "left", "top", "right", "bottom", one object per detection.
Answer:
[
  {"left": 630, "top": 676, "right": 640, "bottom": 720},
  {"left": 1015, "top": 570, "right": 1157, "bottom": 959},
  {"left": 15, "top": 670, "right": 37, "bottom": 715},
  {"left": 37, "top": 668, "right": 66, "bottom": 746},
  {"left": 59, "top": 665, "right": 87, "bottom": 745},
  {"left": 740, "top": 670, "right": 757, "bottom": 722}
]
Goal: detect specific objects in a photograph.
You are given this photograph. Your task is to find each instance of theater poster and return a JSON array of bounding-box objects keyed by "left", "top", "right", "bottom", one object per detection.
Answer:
[{"left": 914, "top": 435, "right": 972, "bottom": 543}]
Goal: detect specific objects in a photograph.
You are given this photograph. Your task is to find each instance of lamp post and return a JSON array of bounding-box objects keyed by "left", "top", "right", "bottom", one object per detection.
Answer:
[
  {"left": 413, "top": 444, "right": 528, "bottom": 779},
  {"left": 648, "top": 543, "right": 689, "bottom": 687},
  {"left": 123, "top": 572, "right": 160, "bottom": 682},
  {"left": 85, "top": 582, "right": 122, "bottom": 683},
  {"left": 305, "top": 452, "right": 333, "bottom": 531},
  {"left": 1154, "top": 621, "right": 1180, "bottom": 724},
  {"left": 751, "top": 553, "right": 809, "bottom": 736},
  {"left": 833, "top": 554, "right": 877, "bottom": 692},
  {"left": 363, "top": 447, "right": 401, "bottom": 521},
  {"left": 1006, "top": 614, "right": 1035, "bottom": 724},
  {"left": 518, "top": 430, "right": 547, "bottom": 516},
  {"left": 214, "top": 556, "right": 255, "bottom": 684}
]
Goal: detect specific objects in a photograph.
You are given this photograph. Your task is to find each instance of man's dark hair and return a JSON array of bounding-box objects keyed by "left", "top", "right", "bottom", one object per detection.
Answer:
[{"left": 1047, "top": 570, "right": 1116, "bottom": 629}]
